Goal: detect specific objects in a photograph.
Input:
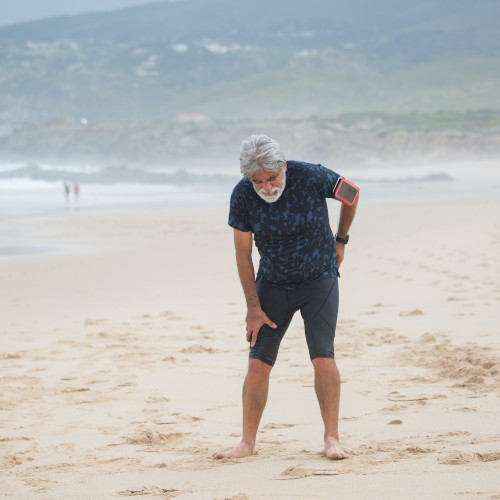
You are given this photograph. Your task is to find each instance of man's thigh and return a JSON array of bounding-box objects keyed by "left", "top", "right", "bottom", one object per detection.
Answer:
[
  {"left": 298, "top": 277, "right": 339, "bottom": 360},
  {"left": 249, "top": 282, "right": 295, "bottom": 366}
]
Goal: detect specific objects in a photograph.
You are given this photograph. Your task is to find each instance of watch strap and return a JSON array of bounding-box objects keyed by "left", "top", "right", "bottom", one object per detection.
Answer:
[{"left": 335, "top": 233, "right": 349, "bottom": 244}]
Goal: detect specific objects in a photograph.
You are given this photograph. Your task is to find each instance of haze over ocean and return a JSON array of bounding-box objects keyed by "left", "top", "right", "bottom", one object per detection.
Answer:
[{"left": 1, "top": 159, "right": 498, "bottom": 220}]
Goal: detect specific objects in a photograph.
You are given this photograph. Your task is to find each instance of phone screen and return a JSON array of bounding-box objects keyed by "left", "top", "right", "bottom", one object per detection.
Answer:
[{"left": 337, "top": 180, "right": 358, "bottom": 204}]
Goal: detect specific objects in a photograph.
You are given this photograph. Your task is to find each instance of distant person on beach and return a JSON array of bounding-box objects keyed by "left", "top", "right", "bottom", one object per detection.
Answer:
[
  {"left": 213, "top": 134, "right": 359, "bottom": 461},
  {"left": 73, "top": 182, "right": 80, "bottom": 203},
  {"left": 63, "top": 182, "right": 70, "bottom": 205}
]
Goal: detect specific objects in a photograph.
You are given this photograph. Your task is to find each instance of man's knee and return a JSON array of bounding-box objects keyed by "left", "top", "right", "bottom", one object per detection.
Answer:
[
  {"left": 247, "top": 358, "right": 273, "bottom": 381},
  {"left": 312, "top": 357, "right": 337, "bottom": 374}
]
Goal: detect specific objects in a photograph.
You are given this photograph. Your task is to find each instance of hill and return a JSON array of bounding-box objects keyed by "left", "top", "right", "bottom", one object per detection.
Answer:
[{"left": 0, "top": 0, "right": 499, "bottom": 125}]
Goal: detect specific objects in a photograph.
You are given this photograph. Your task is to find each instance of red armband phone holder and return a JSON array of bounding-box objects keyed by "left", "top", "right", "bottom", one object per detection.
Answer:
[{"left": 333, "top": 177, "right": 359, "bottom": 206}]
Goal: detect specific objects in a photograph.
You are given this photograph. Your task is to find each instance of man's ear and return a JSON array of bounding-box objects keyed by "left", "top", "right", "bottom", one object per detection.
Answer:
[{"left": 283, "top": 163, "right": 287, "bottom": 173}]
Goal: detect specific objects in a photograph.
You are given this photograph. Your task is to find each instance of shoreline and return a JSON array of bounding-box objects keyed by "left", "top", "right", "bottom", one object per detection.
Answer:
[
  {"left": 1, "top": 191, "right": 499, "bottom": 264},
  {"left": 1, "top": 156, "right": 499, "bottom": 224}
]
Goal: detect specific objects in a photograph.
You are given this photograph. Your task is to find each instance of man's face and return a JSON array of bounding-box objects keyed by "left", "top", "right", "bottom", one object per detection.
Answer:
[{"left": 250, "top": 165, "right": 287, "bottom": 203}]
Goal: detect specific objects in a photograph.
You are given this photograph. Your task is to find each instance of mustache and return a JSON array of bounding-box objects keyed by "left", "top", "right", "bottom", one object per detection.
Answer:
[{"left": 258, "top": 186, "right": 279, "bottom": 195}]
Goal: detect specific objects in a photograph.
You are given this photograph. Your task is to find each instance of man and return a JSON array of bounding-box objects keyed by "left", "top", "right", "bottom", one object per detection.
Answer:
[{"left": 213, "top": 134, "right": 358, "bottom": 460}]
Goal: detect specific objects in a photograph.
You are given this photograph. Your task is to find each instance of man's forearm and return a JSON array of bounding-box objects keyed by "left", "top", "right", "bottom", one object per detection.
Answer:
[
  {"left": 337, "top": 200, "right": 358, "bottom": 237},
  {"left": 236, "top": 253, "right": 261, "bottom": 310}
]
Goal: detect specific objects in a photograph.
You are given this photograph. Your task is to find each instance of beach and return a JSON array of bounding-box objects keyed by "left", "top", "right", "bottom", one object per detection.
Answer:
[{"left": 1, "top": 196, "right": 500, "bottom": 499}]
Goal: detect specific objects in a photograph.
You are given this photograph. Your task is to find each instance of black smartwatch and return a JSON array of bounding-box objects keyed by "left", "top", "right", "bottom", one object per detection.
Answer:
[{"left": 335, "top": 233, "right": 349, "bottom": 244}]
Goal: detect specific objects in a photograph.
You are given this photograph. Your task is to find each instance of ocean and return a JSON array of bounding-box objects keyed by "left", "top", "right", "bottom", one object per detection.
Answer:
[{"left": 0, "top": 160, "right": 499, "bottom": 220}]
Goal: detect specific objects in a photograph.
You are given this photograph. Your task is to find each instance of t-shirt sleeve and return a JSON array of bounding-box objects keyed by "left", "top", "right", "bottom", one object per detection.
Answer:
[
  {"left": 311, "top": 164, "right": 341, "bottom": 199},
  {"left": 228, "top": 185, "right": 252, "bottom": 232}
]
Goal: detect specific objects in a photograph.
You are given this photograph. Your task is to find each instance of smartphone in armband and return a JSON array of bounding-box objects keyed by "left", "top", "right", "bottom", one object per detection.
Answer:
[{"left": 333, "top": 177, "right": 359, "bottom": 206}]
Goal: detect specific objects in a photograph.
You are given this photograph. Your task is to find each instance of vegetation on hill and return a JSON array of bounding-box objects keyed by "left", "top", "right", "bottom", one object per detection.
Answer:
[{"left": 0, "top": 0, "right": 499, "bottom": 125}]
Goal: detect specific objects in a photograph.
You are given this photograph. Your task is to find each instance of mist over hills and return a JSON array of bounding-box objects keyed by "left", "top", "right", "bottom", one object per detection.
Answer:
[{"left": 1, "top": 0, "right": 499, "bottom": 166}]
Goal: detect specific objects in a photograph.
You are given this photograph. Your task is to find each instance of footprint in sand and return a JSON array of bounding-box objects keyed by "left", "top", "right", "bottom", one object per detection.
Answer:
[
  {"left": 145, "top": 396, "right": 169, "bottom": 404},
  {"left": 341, "top": 416, "right": 359, "bottom": 421},
  {"left": 161, "top": 356, "right": 186, "bottom": 364},
  {"left": 84, "top": 318, "right": 106, "bottom": 326},
  {"left": 263, "top": 422, "right": 295, "bottom": 429},
  {"left": 61, "top": 387, "right": 90, "bottom": 393},
  {"left": 116, "top": 486, "right": 180, "bottom": 497},
  {"left": 214, "top": 495, "right": 249, "bottom": 500},
  {"left": 123, "top": 430, "right": 186, "bottom": 450},
  {"left": 386, "top": 392, "right": 427, "bottom": 402},
  {"left": 279, "top": 465, "right": 340, "bottom": 480},
  {"left": 181, "top": 345, "right": 218, "bottom": 354},
  {"left": 452, "top": 274, "right": 471, "bottom": 281},
  {"left": 438, "top": 451, "right": 500, "bottom": 465},
  {"left": 399, "top": 446, "right": 434, "bottom": 456},
  {"left": 162, "top": 311, "right": 183, "bottom": 321},
  {"left": 3, "top": 455, "right": 24, "bottom": 466},
  {"left": 399, "top": 309, "right": 424, "bottom": 317},
  {"left": 170, "top": 412, "right": 204, "bottom": 423},
  {"left": 2, "top": 353, "right": 21, "bottom": 360}
]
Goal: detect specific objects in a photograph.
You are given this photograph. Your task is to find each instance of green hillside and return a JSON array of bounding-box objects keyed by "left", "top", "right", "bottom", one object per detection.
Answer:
[{"left": 0, "top": 0, "right": 499, "bottom": 124}]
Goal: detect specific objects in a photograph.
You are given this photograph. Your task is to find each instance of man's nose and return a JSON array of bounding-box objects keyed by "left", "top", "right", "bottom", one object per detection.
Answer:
[{"left": 263, "top": 181, "right": 273, "bottom": 192}]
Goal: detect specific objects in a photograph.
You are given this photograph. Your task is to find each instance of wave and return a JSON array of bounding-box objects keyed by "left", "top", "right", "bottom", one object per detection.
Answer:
[
  {"left": 0, "top": 164, "right": 239, "bottom": 186},
  {"left": 365, "top": 172, "right": 454, "bottom": 183},
  {"left": 0, "top": 163, "right": 456, "bottom": 187}
]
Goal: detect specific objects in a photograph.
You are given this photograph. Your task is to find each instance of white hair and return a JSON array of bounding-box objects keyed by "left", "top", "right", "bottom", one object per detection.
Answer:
[{"left": 239, "top": 134, "right": 286, "bottom": 178}]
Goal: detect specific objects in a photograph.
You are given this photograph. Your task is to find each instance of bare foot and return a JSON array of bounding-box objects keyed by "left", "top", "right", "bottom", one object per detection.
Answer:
[
  {"left": 212, "top": 442, "right": 255, "bottom": 459},
  {"left": 324, "top": 436, "right": 349, "bottom": 460}
]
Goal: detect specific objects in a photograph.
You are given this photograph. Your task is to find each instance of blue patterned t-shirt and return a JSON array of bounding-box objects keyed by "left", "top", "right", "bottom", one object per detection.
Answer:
[{"left": 228, "top": 161, "right": 341, "bottom": 289}]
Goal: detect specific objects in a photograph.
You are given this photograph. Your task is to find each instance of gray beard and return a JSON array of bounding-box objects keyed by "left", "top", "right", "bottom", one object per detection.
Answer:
[{"left": 255, "top": 172, "right": 286, "bottom": 203}]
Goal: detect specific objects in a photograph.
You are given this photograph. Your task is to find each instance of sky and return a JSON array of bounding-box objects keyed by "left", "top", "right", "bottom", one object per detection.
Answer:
[{"left": 0, "top": 0, "right": 163, "bottom": 26}]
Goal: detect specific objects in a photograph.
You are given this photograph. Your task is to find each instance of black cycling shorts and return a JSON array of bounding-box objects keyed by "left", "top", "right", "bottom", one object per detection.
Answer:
[{"left": 249, "top": 276, "right": 339, "bottom": 366}]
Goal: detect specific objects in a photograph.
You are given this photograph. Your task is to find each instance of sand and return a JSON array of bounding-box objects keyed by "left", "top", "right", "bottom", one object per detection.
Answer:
[{"left": 1, "top": 198, "right": 500, "bottom": 499}]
